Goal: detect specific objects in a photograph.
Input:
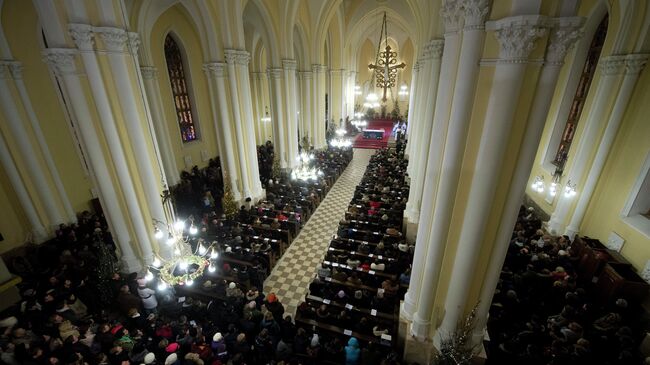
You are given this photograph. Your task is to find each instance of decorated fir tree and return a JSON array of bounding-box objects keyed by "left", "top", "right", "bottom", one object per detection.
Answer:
[
  {"left": 272, "top": 156, "right": 281, "bottom": 179},
  {"left": 433, "top": 303, "right": 481, "bottom": 365},
  {"left": 221, "top": 174, "right": 238, "bottom": 219}
]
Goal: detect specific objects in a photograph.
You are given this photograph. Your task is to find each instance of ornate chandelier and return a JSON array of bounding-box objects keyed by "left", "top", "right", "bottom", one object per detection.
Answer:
[
  {"left": 291, "top": 152, "right": 323, "bottom": 181},
  {"left": 330, "top": 128, "right": 352, "bottom": 148},
  {"left": 367, "top": 12, "right": 406, "bottom": 103},
  {"left": 146, "top": 191, "right": 218, "bottom": 290}
]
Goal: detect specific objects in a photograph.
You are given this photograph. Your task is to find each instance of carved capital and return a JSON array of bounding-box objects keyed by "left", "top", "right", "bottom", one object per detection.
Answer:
[
  {"left": 624, "top": 53, "right": 649, "bottom": 75},
  {"left": 202, "top": 62, "right": 227, "bottom": 78},
  {"left": 68, "top": 23, "right": 94, "bottom": 51},
  {"left": 42, "top": 49, "right": 78, "bottom": 76},
  {"left": 462, "top": 0, "right": 491, "bottom": 29},
  {"left": 441, "top": 0, "right": 462, "bottom": 33},
  {"left": 412, "top": 61, "right": 420, "bottom": 73},
  {"left": 0, "top": 61, "right": 23, "bottom": 79},
  {"left": 299, "top": 71, "right": 313, "bottom": 80},
  {"left": 128, "top": 32, "right": 141, "bottom": 55},
  {"left": 95, "top": 27, "right": 128, "bottom": 52},
  {"left": 225, "top": 49, "right": 250, "bottom": 65},
  {"left": 421, "top": 39, "right": 444, "bottom": 60},
  {"left": 488, "top": 16, "right": 547, "bottom": 61},
  {"left": 600, "top": 55, "right": 626, "bottom": 75},
  {"left": 282, "top": 59, "right": 297, "bottom": 70},
  {"left": 545, "top": 22, "right": 584, "bottom": 65},
  {"left": 267, "top": 68, "right": 283, "bottom": 80},
  {"left": 140, "top": 66, "right": 158, "bottom": 80},
  {"left": 311, "top": 64, "right": 327, "bottom": 73}
]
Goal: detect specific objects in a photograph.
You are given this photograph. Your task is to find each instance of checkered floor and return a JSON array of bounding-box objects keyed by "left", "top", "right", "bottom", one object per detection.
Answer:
[{"left": 264, "top": 148, "right": 373, "bottom": 316}]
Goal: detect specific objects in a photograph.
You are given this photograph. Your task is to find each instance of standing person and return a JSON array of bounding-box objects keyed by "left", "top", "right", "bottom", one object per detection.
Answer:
[
  {"left": 345, "top": 337, "right": 361, "bottom": 365},
  {"left": 137, "top": 279, "right": 158, "bottom": 315}
]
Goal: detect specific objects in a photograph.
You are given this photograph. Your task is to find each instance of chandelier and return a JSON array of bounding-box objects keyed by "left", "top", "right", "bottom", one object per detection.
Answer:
[
  {"left": 330, "top": 128, "right": 352, "bottom": 148},
  {"left": 291, "top": 152, "right": 323, "bottom": 181},
  {"left": 261, "top": 106, "right": 271, "bottom": 123},
  {"left": 367, "top": 12, "right": 406, "bottom": 103},
  {"left": 146, "top": 191, "right": 218, "bottom": 290}
]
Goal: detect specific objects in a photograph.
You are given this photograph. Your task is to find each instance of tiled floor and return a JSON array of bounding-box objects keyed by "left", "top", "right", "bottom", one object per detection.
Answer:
[{"left": 264, "top": 148, "right": 373, "bottom": 316}]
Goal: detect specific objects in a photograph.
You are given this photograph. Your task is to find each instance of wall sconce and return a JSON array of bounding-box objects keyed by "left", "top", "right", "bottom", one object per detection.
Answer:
[
  {"left": 531, "top": 175, "right": 545, "bottom": 193},
  {"left": 261, "top": 106, "right": 271, "bottom": 123},
  {"left": 564, "top": 179, "right": 577, "bottom": 198},
  {"left": 354, "top": 84, "right": 362, "bottom": 95}
]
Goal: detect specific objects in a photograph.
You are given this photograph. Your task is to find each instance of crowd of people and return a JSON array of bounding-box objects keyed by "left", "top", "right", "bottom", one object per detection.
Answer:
[
  {"left": 294, "top": 148, "right": 411, "bottom": 364},
  {"left": 486, "top": 206, "right": 648, "bottom": 365}
]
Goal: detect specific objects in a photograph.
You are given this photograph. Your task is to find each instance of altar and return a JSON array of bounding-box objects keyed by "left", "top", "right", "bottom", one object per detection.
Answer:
[{"left": 363, "top": 129, "right": 385, "bottom": 140}]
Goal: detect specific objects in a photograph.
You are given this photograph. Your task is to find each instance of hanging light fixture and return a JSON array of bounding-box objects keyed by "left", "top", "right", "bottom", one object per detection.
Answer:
[
  {"left": 261, "top": 106, "right": 271, "bottom": 123},
  {"left": 331, "top": 128, "right": 352, "bottom": 148},
  {"left": 398, "top": 83, "right": 408, "bottom": 96},
  {"left": 291, "top": 152, "right": 323, "bottom": 181},
  {"left": 564, "top": 179, "right": 577, "bottom": 198},
  {"left": 354, "top": 84, "right": 362, "bottom": 95},
  {"left": 531, "top": 175, "right": 545, "bottom": 193},
  {"left": 148, "top": 191, "right": 218, "bottom": 290}
]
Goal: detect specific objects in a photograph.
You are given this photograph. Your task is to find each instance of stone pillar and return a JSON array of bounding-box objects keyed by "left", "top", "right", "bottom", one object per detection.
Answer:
[
  {"left": 140, "top": 66, "right": 180, "bottom": 187},
  {"left": 404, "top": 40, "right": 444, "bottom": 234},
  {"left": 234, "top": 51, "right": 263, "bottom": 198},
  {"left": 330, "top": 68, "right": 344, "bottom": 125},
  {"left": 299, "top": 71, "right": 313, "bottom": 145},
  {"left": 0, "top": 130, "right": 47, "bottom": 242},
  {"left": 250, "top": 72, "right": 264, "bottom": 144},
  {"left": 437, "top": 16, "right": 547, "bottom": 339},
  {"left": 0, "top": 63, "right": 65, "bottom": 227},
  {"left": 92, "top": 26, "right": 165, "bottom": 263},
  {"left": 225, "top": 50, "right": 253, "bottom": 198},
  {"left": 410, "top": 0, "right": 487, "bottom": 338},
  {"left": 312, "top": 64, "right": 327, "bottom": 149},
  {"left": 565, "top": 53, "right": 648, "bottom": 238},
  {"left": 43, "top": 48, "right": 141, "bottom": 273},
  {"left": 283, "top": 59, "right": 300, "bottom": 167},
  {"left": 267, "top": 68, "right": 287, "bottom": 167},
  {"left": 547, "top": 55, "right": 627, "bottom": 234},
  {"left": 474, "top": 18, "right": 584, "bottom": 339},
  {"left": 203, "top": 62, "right": 242, "bottom": 201},
  {"left": 404, "top": 62, "right": 419, "bottom": 153}
]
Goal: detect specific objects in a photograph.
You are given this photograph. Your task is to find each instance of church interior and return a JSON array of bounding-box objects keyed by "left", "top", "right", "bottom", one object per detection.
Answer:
[{"left": 0, "top": 0, "right": 649, "bottom": 364}]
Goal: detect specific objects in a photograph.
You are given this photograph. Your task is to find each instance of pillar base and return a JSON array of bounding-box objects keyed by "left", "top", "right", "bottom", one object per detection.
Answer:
[
  {"left": 120, "top": 255, "right": 143, "bottom": 274},
  {"left": 403, "top": 323, "right": 438, "bottom": 364},
  {"left": 400, "top": 296, "right": 417, "bottom": 322},
  {"left": 403, "top": 209, "right": 419, "bottom": 242},
  {"left": 565, "top": 226, "right": 579, "bottom": 241},
  {"left": 411, "top": 312, "right": 431, "bottom": 340},
  {"left": 546, "top": 217, "right": 564, "bottom": 236},
  {"left": 32, "top": 226, "right": 49, "bottom": 244}
]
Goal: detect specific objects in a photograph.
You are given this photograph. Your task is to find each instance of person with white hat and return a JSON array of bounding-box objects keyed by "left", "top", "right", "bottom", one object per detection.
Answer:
[{"left": 137, "top": 278, "right": 158, "bottom": 315}]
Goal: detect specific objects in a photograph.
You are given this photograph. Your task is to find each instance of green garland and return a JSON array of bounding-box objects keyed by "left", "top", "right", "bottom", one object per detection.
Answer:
[{"left": 158, "top": 255, "right": 208, "bottom": 286}]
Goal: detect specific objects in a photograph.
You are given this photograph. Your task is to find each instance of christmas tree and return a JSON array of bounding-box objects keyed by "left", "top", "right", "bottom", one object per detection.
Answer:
[
  {"left": 433, "top": 303, "right": 480, "bottom": 365},
  {"left": 221, "top": 174, "right": 238, "bottom": 219}
]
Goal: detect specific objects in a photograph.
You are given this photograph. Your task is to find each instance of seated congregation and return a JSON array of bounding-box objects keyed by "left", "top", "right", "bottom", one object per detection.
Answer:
[{"left": 486, "top": 206, "right": 649, "bottom": 365}]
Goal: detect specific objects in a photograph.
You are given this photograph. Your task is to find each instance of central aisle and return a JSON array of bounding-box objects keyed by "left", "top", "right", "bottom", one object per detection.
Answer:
[{"left": 264, "top": 148, "right": 373, "bottom": 315}]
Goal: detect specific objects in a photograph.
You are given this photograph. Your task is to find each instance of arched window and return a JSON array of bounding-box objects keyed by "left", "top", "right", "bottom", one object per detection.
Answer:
[
  {"left": 552, "top": 15, "right": 608, "bottom": 169},
  {"left": 164, "top": 34, "right": 197, "bottom": 143}
]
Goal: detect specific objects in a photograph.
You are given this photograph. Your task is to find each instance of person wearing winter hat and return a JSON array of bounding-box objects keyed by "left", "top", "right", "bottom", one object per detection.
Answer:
[
  {"left": 164, "top": 353, "right": 178, "bottom": 365},
  {"left": 211, "top": 332, "right": 228, "bottom": 360},
  {"left": 345, "top": 337, "right": 360, "bottom": 365},
  {"left": 142, "top": 352, "right": 156, "bottom": 365}
]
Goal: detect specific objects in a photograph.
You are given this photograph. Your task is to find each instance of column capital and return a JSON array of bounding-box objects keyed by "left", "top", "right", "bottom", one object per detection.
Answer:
[
  {"left": 421, "top": 39, "right": 444, "bottom": 60},
  {"left": 311, "top": 64, "right": 327, "bottom": 73},
  {"left": 128, "top": 32, "right": 141, "bottom": 55},
  {"left": 600, "top": 55, "right": 626, "bottom": 75},
  {"left": 545, "top": 18, "right": 584, "bottom": 65},
  {"left": 225, "top": 49, "right": 250, "bottom": 65},
  {"left": 329, "top": 68, "right": 345, "bottom": 76},
  {"left": 462, "top": 0, "right": 491, "bottom": 30},
  {"left": 267, "top": 68, "right": 283, "bottom": 79},
  {"left": 202, "top": 62, "right": 227, "bottom": 78},
  {"left": 298, "top": 70, "right": 313, "bottom": 79},
  {"left": 488, "top": 16, "right": 548, "bottom": 62},
  {"left": 624, "top": 53, "right": 649, "bottom": 75},
  {"left": 42, "top": 49, "right": 79, "bottom": 76},
  {"left": 282, "top": 59, "right": 297, "bottom": 70},
  {"left": 441, "top": 0, "right": 462, "bottom": 33},
  {"left": 140, "top": 66, "right": 158, "bottom": 79},
  {"left": 0, "top": 61, "right": 23, "bottom": 79},
  {"left": 68, "top": 23, "right": 94, "bottom": 51},
  {"left": 95, "top": 27, "right": 128, "bottom": 52}
]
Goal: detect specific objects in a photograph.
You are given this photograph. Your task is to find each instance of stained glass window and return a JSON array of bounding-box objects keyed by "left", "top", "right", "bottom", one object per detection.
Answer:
[
  {"left": 164, "top": 34, "right": 197, "bottom": 143},
  {"left": 553, "top": 15, "right": 608, "bottom": 167}
]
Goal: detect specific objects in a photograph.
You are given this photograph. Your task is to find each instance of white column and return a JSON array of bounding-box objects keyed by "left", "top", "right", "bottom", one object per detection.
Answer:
[
  {"left": 547, "top": 55, "right": 627, "bottom": 234},
  {"left": 203, "top": 62, "right": 242, "bottom": 201},
  {"left": 411, "top": 0, "right": 485, "bottom": 337},
  {"left": 70, "top": 25, "right": 155, "bottom": 263},
  {"left": 283, "top": 59, "right": 299, "bottom": 167},
  {"left": 437, "top": 17, "right": 546, "bottom": 338},
  {"left": 268, "top": 68, "right": 287, "bottom": 167},
  {"left": 404, "top": 62, "right": 419, "bottom": 147},
  {"left": 235, "top": 51, "right": 263, "bottom": 198},
  {"left": 300, "top": 71, "right": 313, "bottom": 145},
  {"left": 4, "top": 61, "right": 77, "bottom": 222},
  {"left": 0, "top": 131, "right": 47, "bottom": 242},
  {"left": 250, "top": 72, "right": 263, "bottom": 144},
  {"left": 474, "top": 19, "right": 584, "bottom": 340},
  {"left": 565, "top": 54, "right": 648, "bottom": 238},
  {"left": 312, "top": 64, "right": 327, "bottom": 149},
  {"left": 404, "top": 41, "right": 444, "bottom": 225},
  {"left": 225, "top": 50, "right": 252, "bottom": 198},
  {"left": 43, "top": 48, "right": 141, "bottom": 273},
  {"left": 140, "top": 66, "right": 180, "bottom": 187},
  {"left": 0, "top": 67, "right": 64, "bottom": 226}
]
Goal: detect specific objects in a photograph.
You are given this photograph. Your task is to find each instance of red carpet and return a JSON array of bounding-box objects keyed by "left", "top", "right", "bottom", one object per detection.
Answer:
[{"left": 353, "top": 119, "right": 396, "bottom": 149}]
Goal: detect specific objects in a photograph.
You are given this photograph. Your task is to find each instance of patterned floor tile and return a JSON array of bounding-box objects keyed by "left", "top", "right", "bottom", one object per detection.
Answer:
[{"left": 264, "top": 148, "right": 373, "bottom": 316}]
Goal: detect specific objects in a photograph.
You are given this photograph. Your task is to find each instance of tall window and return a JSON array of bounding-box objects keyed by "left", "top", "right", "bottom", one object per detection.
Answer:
[
  {"left": 552, "top": 15, "right": 608, "bottom": 168},
  {"left": 164, "top": 34, "right": 197, "bottom": 143}
]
